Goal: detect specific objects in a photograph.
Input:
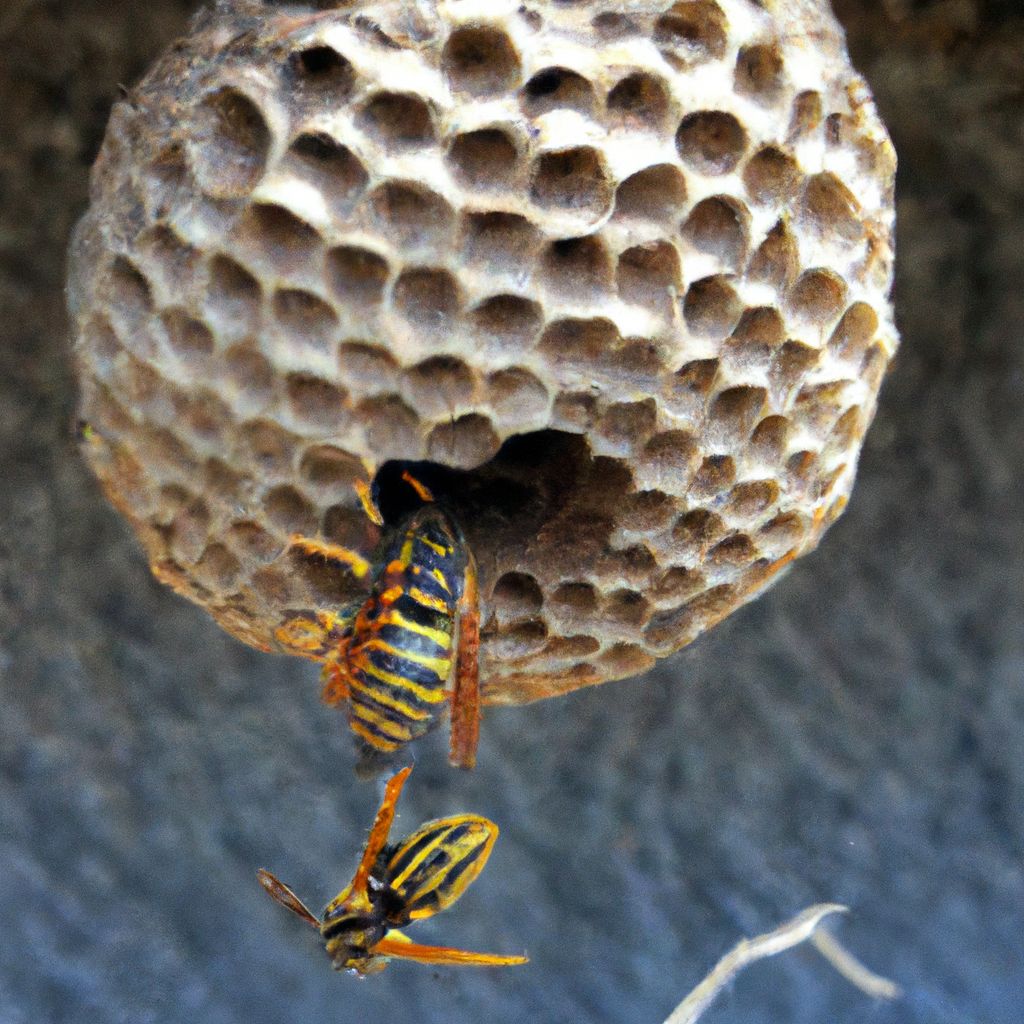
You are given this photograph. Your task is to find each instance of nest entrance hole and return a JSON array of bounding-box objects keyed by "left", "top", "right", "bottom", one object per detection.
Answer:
[{"left": 369, "top": 429, "right": 633, "bottom": 596}]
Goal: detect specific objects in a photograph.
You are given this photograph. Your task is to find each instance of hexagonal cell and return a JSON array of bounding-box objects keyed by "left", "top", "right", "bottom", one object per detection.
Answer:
[
  {"left": 530, "top": 147, "right": 613, "bottom": 223},
  {"left": 284, "top": 133, "right": 368, "bottom": 209},
  {"left": 287, "top": 45, "right": 355, "bottom": 104},
  {"left": 491, "top": 571, "right": 544, "bottom": 627},
  {"left": 747, "top": 220, "right": 800, "bottom": 290},
  {"left": 654, "top": 1, "right": 728, "bottom": 69},
  {"left": 460, "top": 211, "right": 542, "bottom": 273},
  {"left": 234, "top": 204, "right": 324, "bottom": 279},
  {"left": 681, "top": 196, "right": 750, "bottom": 271},
  {"left": 426, "top": 414, "right": 501, "bottom": 468},
  {"left": 743, "top": 146, "right": 802, "bottom": 205},
  {"left": 327, "top": 246, "right": 390, "bottom": 310},
  {"left": 447, "top": 129, "right": 521, "bottom": 191},
  {"left": 787, "top": 268, "right": 848, "bottom": 329},
  {"left": 161, "top": 308, "right": 215, "bottom": 361},
  {"left": 734, "top": 43, "right": 787, "bottom": 106},
  {"left": 828, "top": 302, "right": 880, "bottom": 361},
  {"left": 392, "top": 268, "right": 462, "bottom": 332},
  {"left": 799, "top": 172, "right": 864, "bottom": 245},
  {"left": 337, "top": 341, "right": 399, "bottom": 396},
  {"left": 607, "top": 72, "right": 670, "bottom": 132},
  {"left": 522, "top": 67, "right": 597, "bottom": 118},
  {"left": 616, "top": 241, "right": 682, "bottom": 315},
  {"left": 613, "top": 164, "right": 687, "bottom": 222},
  {"left": 676, "top": 110, "right": 748, "bottom": 175},
  {"left": 442, "top": 25, "right": 521, "bottom": 96},
  {"left": 683, "top": 275, "right": 742, "bottom": 338},
  {"left": 402, "top": 356, "right": 475, "bottom": 419},
  {"left": 204, "top": 254, "right": 262, "bottom": 339},
  {"left": 487, "top": 367, "right": 550, "bottom": 424},
  {"left": 358, "top": 92, "right": 436, "bottom": 150},
  {"left": 470, "top": 295, "right": 544, "bottom": 354},
  {"left": 540, "top": 236, "right": 614, "bottom": 300},
  {"left": 272, "top": 288, "right": 338, "bottom": 355},
  {"left": 368, "top": 181, "right": 454, "bottom": 250},
  {"left": 188, "top": 87, "right": 270, "bottom": 199},
  {"left": 285, "top": 374, "right": 349, "bottom": 429}
]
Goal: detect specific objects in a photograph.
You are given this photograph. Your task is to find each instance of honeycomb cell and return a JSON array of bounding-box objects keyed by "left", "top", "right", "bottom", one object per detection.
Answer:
[
  {"left": 447, "top": 129, "right": 521, "bottom": 191},
  {"left": 607, "top": 73, "right": 670, "bottom": 132},
  {"left": 326, "top": 246, "right": 389, "bottom": 309},
  {"left": 487, "top": 367, "right": 550, "bottom": 424},
  {"left": 205, "top": 255, "right": 262, "bottom": 338},
  {"left": 393, "top": 268, "right": 462, "bottom": 332},
  {"left": 236, "top": 204, "right": 323, "bottom": 279},
  {"left": 71, "top": 0, "right": 898, "bottom": 702},
  {"left": 289, "top": 45, "right": 355, "bottom": 105},
  {"left": 470, "top": 295, "right": 544, "bottom": 354},
  {"left": 614, "top": 164, "right": 687, "bottom": 222},
  {"left": 676, "top": 110, "right": 748, "bottom": 175},
  {"left": 189, "top": 87, "right": 270, "bottom": 199},
  {"left": 682, "top": 196, "right": 749, "bottom": 271},
  {"left": 616, "top": 241, "right": 681, "bottom": 315},
  {"left": 522, "top": 68, "right": 596, "bottom": 118},
  {"left": 743, "top": 146, "right": 802, "bottom": 206},
  {"left": 272, "top": 289, "right": 338, "bottom": 358},
  {"left": 285, "top": 374, "right": 348, "bottom": 429},
  {"left": 734, "top": 43, "right": 787, "bottom": 105},
  {"left": 442, "top": 25, "right": 521, "bottom": 96},
  {"left": 285, "top": 133, "right": 367, "bottom": 209},
  {"left": 540, "top": 236, "right": 614, "bottom": 300},
  {"left": 426, "top": 413, "right": 501, "bottom": 468},
  {"left": 530, "top": 147, "right": 613, "bottom": 223},
  {"left": 683, "top": 275, "right": 743, "bottom": 338},
  {"left": 369, "top": 181, "right": 454, "bottom": 250},
  {"left": 161, "top": 308, "right": 215, "bottom": 361},
  {"left": 402, "top": 356, "right": 475, "bottom": 419},
  {"left": 655, "top": 1, "right": 728, "bottom": 68},
  {"left": 358, "top": 92, "right": 435, "bottom": 151}
]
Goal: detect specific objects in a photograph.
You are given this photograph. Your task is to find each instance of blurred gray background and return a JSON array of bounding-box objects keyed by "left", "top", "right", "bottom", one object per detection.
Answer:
[{"left": 1, "top": 1, "right": 1022, "bottom": 1022}]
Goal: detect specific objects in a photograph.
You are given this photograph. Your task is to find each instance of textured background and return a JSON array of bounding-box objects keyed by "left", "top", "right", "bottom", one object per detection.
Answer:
[{"left": 1, "top": 2, "right": 1021, "bottom": 1022}]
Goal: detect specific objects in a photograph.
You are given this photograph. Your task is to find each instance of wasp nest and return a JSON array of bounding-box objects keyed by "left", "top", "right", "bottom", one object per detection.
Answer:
[{"left": 69, "top": 0, "right": 896, "bottom": 704}]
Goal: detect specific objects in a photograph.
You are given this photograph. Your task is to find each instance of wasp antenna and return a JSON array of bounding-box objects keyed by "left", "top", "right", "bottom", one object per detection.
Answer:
[
  {"left": 355, "top": 478, "right": 385, "bottom": 526},
  {"left": 400, "top": 470, "right": 435, "bottom": 504}
]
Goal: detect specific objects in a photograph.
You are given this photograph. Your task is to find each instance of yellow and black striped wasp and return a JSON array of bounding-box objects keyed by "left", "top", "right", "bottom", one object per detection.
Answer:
[
  {"left": 257, "top": 766, "right": 527, "bottom": 974},
  {"left": 281, "top": 472, "right": 483, "bottom": 774}
]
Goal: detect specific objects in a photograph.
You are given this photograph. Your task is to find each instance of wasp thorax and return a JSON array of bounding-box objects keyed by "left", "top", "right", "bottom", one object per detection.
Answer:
[{"left": 71, "top": 0, "right": 897, "bottom": 703}]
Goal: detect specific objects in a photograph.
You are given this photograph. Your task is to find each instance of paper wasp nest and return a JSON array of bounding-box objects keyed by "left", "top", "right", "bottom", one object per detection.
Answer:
[{"left": 70, "top": 0, "right": 897, "bottom": 703}]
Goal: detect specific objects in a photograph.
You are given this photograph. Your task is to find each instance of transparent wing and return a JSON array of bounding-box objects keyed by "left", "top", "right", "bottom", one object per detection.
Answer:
[
  {"left": 257, "top": 869, "right": 319, "bottom": 928},
  {"left": 382, "top": 814, "right": 497, "bottom": 922}
]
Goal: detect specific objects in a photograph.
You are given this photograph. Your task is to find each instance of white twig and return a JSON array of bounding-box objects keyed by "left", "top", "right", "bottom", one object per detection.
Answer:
[
  {"left": 811, "top": 926, "right": 903, "bottom": 1000},
  {"left": 662, "top": 902, "right": 899, "bottom": 1024}
]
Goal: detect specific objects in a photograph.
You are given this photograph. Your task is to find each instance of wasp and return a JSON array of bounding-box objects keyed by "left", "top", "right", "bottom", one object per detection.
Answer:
[
  {"left": 282, "top": 472, "right": 482, "bottom": 774},
  {"left": 257, "top": 766, "right": 527, "bottom": 974}
]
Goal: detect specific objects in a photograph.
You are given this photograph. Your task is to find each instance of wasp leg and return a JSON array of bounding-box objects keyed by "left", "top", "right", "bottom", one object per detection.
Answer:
[
  {"left": 350, "top": 767, "right": 412, "bottom": 897},
  {"left": 321, "top": 656, "right": 353, "bottom": 706},
  {"left": 448, "top": 547, "right": 481, "bottom": 770},
  {"left": 287, "top": 534, "right": 373, "bottom": 581},
  {"left": 373, "top": 933, "right": 527, "bottom": 967}
]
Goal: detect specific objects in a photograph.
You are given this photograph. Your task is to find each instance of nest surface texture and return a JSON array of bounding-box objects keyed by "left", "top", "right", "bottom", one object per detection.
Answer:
[{"left": 69, "top": 0, "right": 897, "bottom": 703}]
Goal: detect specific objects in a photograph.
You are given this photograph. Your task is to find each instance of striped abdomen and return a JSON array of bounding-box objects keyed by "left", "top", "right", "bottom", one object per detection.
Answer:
[{"left": 343, "top": 506, "right": 466, "bottom": 759}]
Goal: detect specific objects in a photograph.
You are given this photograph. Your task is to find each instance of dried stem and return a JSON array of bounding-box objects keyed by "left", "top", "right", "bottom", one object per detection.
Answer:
[{"left": 663, "top": 903, "right": 900, "bottom": 1024}]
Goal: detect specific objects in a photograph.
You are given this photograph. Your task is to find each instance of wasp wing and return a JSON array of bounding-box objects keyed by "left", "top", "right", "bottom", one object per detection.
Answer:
[{"left": 382, "top": 815, "right": 497, "bottom": 922}]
